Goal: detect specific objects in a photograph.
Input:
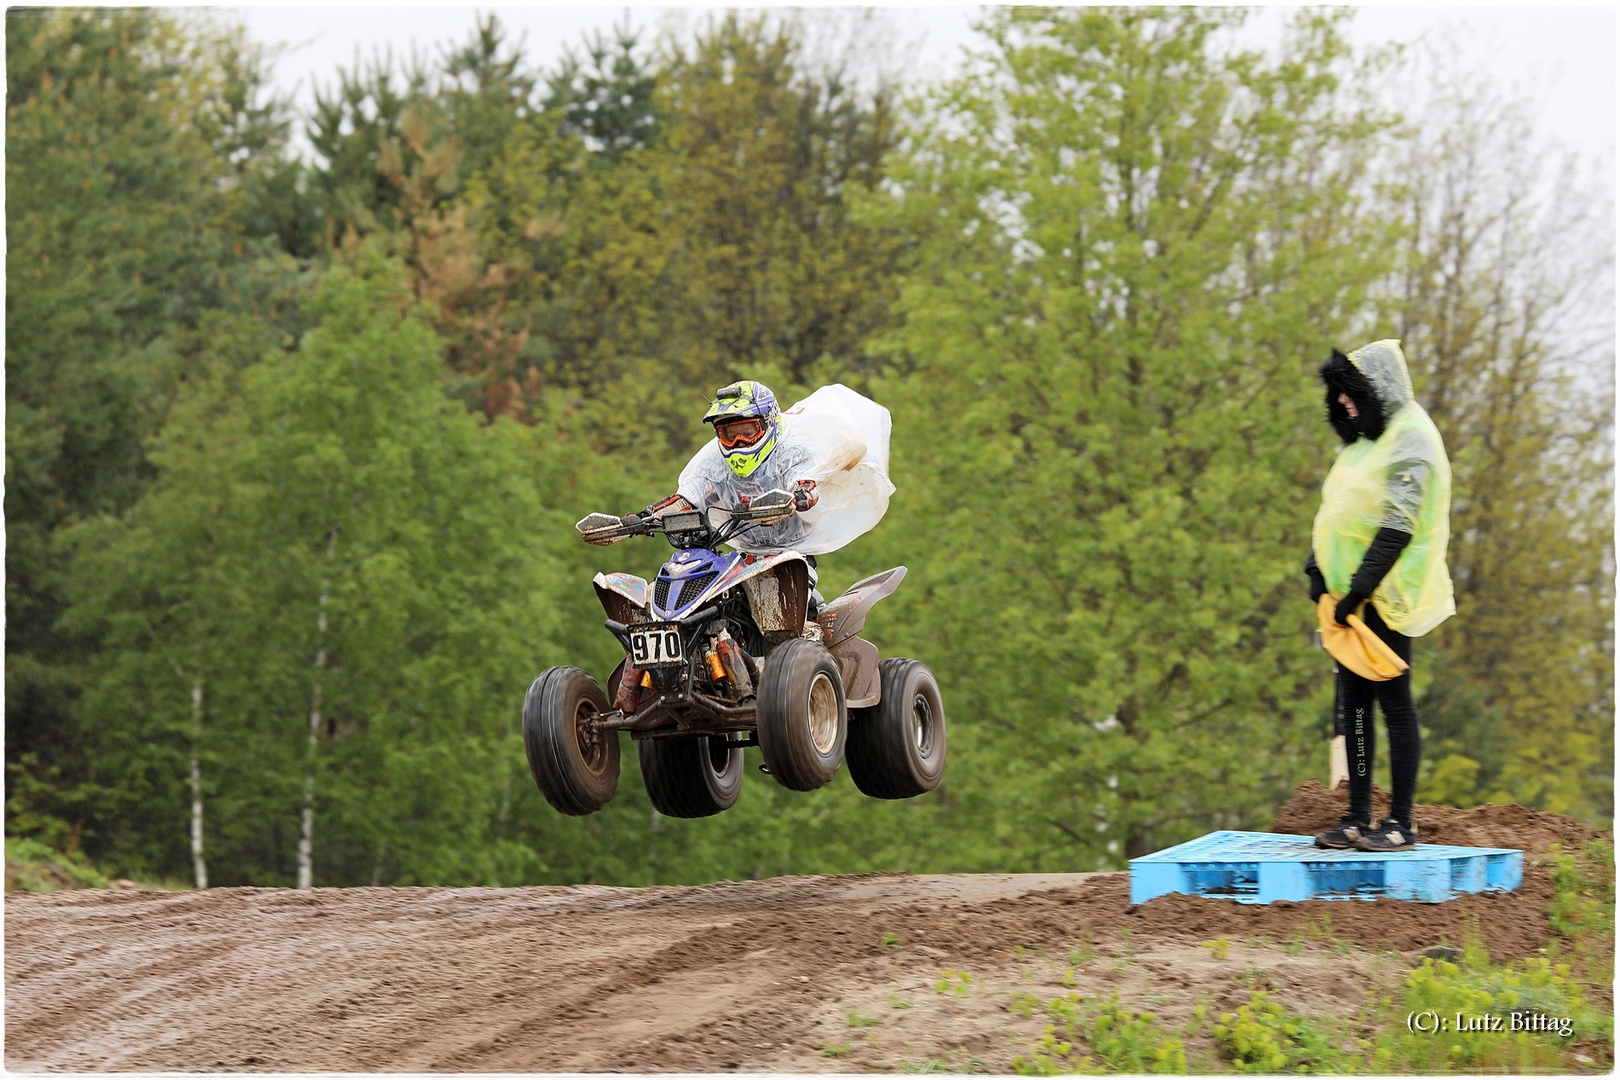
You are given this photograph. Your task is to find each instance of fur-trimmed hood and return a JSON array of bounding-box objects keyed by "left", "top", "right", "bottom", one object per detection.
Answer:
[{"left": 1319, "top": 340, "right": 1415, "bottom": 443}]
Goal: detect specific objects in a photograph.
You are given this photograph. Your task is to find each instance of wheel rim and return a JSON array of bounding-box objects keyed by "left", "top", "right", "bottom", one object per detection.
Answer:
[
  {"left": 911, "top": 692, "right": 935, "bottom": 756},
  {"left": 575, "top": 699, "right": 609, "bottom": 775},
  {"left": 706, "top": 736, "right": 732, "bottom": 774},
  {"left": 808, "top": 672, "right": 839, "bottom": 755}
]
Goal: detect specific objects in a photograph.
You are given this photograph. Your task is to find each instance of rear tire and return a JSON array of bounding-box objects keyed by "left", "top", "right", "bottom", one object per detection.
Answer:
[
  {"left": 848, "top": 658, "right": 946, "bottom": 799},
  {"left": 757, "top": 639, "right": 846, "bottom": 791},
  {"left": 639, "top": 735, "right": 744, "bottom": 818},
  {"left": 523, "top": 666, "right": 619, "bottom": 815}
]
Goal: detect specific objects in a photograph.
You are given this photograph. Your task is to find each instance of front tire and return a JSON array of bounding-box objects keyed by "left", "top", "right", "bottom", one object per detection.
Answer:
[
  {"left": 757, "top": 639, "right": 846, "bottom": 791},
  {"left": 639, "top": 735, "right": 744, "bottom": 818},
  {"left": 523, "top": 666, "right": 619, "bottom": 815},
  {"left": 848, "top": 658, "right": 946, "bottom": 799}
]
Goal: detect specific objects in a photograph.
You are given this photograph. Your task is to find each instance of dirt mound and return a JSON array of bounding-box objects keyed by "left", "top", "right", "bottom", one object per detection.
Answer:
[{"left": 1270, "top": 779, "right": 1611, "bottom": 854}]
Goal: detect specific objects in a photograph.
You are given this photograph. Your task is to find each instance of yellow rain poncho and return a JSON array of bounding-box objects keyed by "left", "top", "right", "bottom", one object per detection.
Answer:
[{"left": 1311, "top": 340, "right": 1455, "bottom": 638}]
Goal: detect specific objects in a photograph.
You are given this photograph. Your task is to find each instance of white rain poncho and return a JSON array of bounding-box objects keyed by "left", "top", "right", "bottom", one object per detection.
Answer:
[
  {"left": 1311, "top": 340, "right": 1455, "bottom": 637},
  {"left": 677, "top": 384, "right": 895, "bottom": 555}
]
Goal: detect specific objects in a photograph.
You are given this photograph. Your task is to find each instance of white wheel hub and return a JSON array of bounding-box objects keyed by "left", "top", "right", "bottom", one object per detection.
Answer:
[{"left": 808, "top": 672, "right": 839, "bottom": 755}]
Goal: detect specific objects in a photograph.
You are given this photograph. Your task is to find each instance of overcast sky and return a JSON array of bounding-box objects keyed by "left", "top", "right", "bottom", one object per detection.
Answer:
[{"left": 236, "top": 4, "right": 1614, "bottom": 177}]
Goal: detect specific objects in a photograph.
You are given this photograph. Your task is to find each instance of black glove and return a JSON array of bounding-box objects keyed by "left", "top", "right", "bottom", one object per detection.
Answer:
[
  {"left": 1333, "top": 591, "right": 1366, "bottom": 627},
  {"left": 1303, "top": 550, "right": 1327, "bottom": 603}
]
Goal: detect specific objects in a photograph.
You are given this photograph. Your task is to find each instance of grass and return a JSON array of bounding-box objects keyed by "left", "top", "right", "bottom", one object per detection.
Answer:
[
  {"left": 895, "top": 1056, "right": 986, "bottom": 1074},
  {"left": 5, "top": 836, "right": 109, "bottom": 892},
  {"left": 933, "top": 970, "right": 973, "bottom": 999},
  {"left": 5, "top": 836, "right": 184, "bottom": 893},
  {"left": 847, "top": 1010, "right": 877, "bottom": 1028}
]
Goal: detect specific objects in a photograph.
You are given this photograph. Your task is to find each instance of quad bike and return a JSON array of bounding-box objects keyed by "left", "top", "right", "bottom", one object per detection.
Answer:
[{"left": 522, "top": 490, "right": 945, "bottom": 818}]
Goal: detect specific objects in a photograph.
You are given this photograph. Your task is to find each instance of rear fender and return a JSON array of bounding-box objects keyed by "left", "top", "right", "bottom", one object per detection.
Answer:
[
  {"left": 818, "top": 566, "right": 907, "bottom": 646},
  {"left": 594, "top": 572, "right": 649, "bottom": 625}
]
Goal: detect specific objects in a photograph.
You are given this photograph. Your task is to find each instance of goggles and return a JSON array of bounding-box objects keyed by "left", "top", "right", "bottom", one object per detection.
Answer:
[{"left": 714, "top": 416, "right": 767, "bottom": 449}]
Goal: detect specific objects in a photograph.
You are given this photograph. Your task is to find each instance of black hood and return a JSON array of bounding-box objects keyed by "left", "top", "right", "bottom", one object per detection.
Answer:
[{"left": 1319, "top": 349, "right": 1385, "bottom": 443}]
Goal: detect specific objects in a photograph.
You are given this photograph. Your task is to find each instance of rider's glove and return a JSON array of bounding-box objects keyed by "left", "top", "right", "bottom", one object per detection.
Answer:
[
  {"left": 621, "top": 514, "right": 646, "bottom": 530},
  {"left": 793, "top": 480, "right": 818, "bottom": 513}
]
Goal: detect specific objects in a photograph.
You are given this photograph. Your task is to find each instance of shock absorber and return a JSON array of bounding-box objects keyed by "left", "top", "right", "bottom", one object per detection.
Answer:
[
  {"left": 713, "top": 629, "right": 754, "bottom": 698},
  {"left": 615, "top": 659, "right": 643, "bottom": 712}
]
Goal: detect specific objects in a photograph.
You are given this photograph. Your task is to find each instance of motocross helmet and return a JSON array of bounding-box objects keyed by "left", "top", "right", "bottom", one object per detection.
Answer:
[{"left": 703, "top": 381, "right": 780, "bottom": 477}]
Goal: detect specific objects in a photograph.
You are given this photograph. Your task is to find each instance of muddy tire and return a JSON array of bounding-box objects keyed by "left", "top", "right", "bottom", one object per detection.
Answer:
[
  {"left": 848, "top": 658, "right": 946, "bottom": 799},
  {"left": 757, "top": 638, "right": 846, "bottom": 791},
  {"left": 523, "top": 666, "right": 619, "bottom": 815},
  {"left": 639, "top": 735, "right": 744, "bottom": 818}
]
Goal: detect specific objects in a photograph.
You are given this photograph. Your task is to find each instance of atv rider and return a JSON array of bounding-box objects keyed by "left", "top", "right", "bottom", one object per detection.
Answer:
[{"left": 625, "top": 380, "right": 827, "bottom": 615}]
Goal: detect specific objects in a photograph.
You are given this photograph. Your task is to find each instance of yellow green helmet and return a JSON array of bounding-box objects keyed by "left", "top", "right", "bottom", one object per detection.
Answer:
[{"left": 702, "top": 381, "right": 780, "bottom": 478}]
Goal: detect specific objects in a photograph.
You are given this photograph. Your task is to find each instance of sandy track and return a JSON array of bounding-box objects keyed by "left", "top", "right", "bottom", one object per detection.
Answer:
[
  {"left": 5, "top": 855, "right": 1567, "bottom": 1074},
  {"left": 8, "top": 873, "right": 1112, "bottom": 1072}
]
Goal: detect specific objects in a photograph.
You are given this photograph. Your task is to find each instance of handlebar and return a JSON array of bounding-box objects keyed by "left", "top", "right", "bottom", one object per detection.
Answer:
[{"left": 576, "top": 489, "right": 798, "bottom": 547}]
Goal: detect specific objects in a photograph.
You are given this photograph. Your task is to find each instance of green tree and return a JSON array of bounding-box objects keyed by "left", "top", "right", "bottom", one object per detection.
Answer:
[
  {"left": 854, "top": 7, "right": 1399, "bottom": 867},
  {"left": 1391, "top": 59, "right": 1614, "bottom": 822},
  {"left": 6, "top": 9, "right": 294, "bottom": 840},
  {"left": 473, "top": 12, "right": 907, "bottom": 456},
  {"left": 65, "top": 252, "right": 581, "bottom": 885}
]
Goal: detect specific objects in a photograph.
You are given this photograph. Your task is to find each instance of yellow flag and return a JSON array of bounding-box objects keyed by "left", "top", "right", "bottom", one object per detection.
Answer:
[{"left": 1317, "top": 593, "right": 1410, "bottom": 682}]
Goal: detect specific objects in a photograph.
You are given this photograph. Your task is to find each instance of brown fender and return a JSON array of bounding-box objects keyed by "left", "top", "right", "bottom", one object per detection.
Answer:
[
  {"left": 817, "top": 566, "right": 907, "bottom": 647},
  {"left": 829, "top": 635, "right": 881, "bottom": 708}
]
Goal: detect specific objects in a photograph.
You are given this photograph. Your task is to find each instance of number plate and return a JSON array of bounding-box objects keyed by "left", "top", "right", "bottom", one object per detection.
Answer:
[{"left": 629, "top": 623, "right": 685, "bottom": 668}]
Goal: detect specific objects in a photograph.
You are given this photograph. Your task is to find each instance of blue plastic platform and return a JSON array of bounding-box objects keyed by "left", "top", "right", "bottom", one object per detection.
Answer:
[{"left": 1129, "top": 830, "right": 1523, "bottom": 905}]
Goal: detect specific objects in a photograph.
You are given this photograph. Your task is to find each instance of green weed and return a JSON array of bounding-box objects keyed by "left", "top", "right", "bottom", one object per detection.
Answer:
[
  {"left": 1009, "top": 991, "right": 1041, "bottom": 1018},
  {"left": 1011, "top": 992, "right": 1186, "bottom": 1075},
  {"left": 821, "top": 1041, "right": 851, "bottom": 1058},
  {"left": 847, "top": 1010, "right": 876, "bottom": 1028},
  {"left": 888, "top": 992, "right": 914, "bottom": 1010},
  {"left": 1200, "top": 937, "right": 1230, "bottom": 960},
  {"left": 1377, "top": 952, "right": 1603, "bottom": 1072},
  {"left": 881, "top": 932, "right": 902, "bottom": 948},
  {"left": 1211, "top": 989, "right": 1349, "bottom": 1073},
  {"left": 934, "top": 970, "right": 973, "bottom": 998},
  {"left": 1067, "top": 941, "right": 1096, "bottom": 966}
]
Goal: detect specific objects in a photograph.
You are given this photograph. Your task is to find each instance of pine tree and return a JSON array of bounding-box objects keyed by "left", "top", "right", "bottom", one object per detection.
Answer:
[{"left": 6, "top": 9, "right": 294, "bottom": 841}]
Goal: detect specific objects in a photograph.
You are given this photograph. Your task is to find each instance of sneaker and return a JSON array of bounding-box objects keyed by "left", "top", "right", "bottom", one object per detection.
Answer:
[
  {"left": 1354, "top": 818, "right": 1417, "bottom": 852},
  {"left": 1314, "top": 815, "right": 1370, "bottom": 850}
]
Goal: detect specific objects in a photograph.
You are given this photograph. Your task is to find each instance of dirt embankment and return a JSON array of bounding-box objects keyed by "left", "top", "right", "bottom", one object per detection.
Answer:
[{"left": 5, "top": 786, "right": 1608, "bottom": 1073}]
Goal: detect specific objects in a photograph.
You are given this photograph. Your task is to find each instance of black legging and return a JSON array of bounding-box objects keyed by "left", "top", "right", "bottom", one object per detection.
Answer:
[{"left": 1336, "top": 603, "right": 1421, "bottom": 829}]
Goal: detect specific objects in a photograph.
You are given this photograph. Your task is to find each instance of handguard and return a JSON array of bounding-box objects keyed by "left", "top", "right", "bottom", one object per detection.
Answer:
[{"left": 576, "top": 512, "right": 633, "bottom": 546}]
